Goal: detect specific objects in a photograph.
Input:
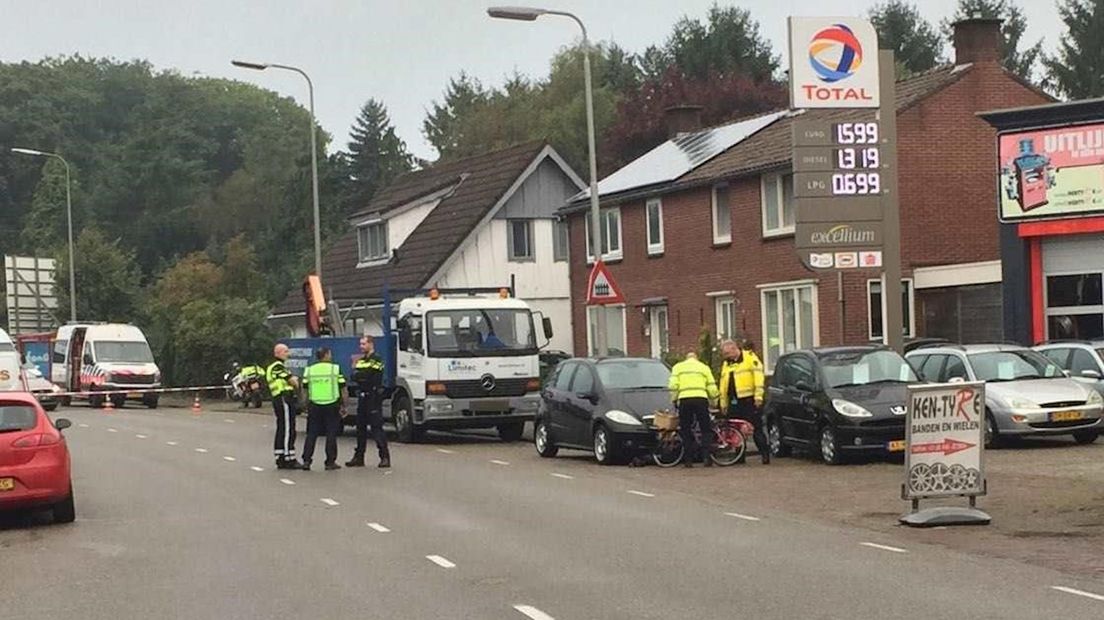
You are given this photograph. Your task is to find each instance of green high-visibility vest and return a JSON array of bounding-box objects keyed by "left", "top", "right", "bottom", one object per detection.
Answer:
[{"left": 303, "top": 361, "right": 345, "bottom": 405}]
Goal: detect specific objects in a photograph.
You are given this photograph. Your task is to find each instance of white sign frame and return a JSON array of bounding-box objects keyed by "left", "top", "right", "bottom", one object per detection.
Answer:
[
  {"left": 904, "top": 382, "right": 987, "bottom": 500},
  {"left": 788, "top": 17, "right": 881, "bottom": 109}
]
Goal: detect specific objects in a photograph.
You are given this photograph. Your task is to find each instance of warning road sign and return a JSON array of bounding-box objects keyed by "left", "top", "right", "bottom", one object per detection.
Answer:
[{"left": 586, "top": 261, "right": 625, "bottom": 305}]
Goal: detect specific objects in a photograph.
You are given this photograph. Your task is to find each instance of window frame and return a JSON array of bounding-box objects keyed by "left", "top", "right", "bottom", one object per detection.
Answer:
[
  {"left": 760, "top": 172, "right": 795, "bottom": 238},
  {"left": 759, "top": 280, "right": 819, "bottom": 371},
  {"left": 585, "top": 304, "right": 628, "bottom": 357},
  {"left": 1044, "top": 269, "right": 1104, "bottom": 340},
  {"left": 711, "top": 184, "right": 732, "bottom": 245},
  {"left": 507, "top": 219, "right": 535, "bottom": 262},
  {"left": 716, "top": 296, "right": 737, "bottom": 342},
  {"left": 645, "top": 198, "right": 664, "bottom": 255},
  {"left": 867, "top": 278, "right": 916, "bottom": 341},
  {"left": 356, "top": 219, "right": 389, "bottom": 265},
  {"left": 584, "top": 207, "right": 623, "bottom": 263},
  {"left": 552, "top": 220, "right": 569, "bottom": 262}
]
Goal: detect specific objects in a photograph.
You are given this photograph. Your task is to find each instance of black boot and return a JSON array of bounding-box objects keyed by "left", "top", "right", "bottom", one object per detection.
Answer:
[
  {"left": 345, "top": 454, "right": 365, "bottom": 468},
  {"left": 761, "top": 450, "right": 771, "bottom": 465},
  {"left": 324, "top": 462, "right": 341, "bottom": 471},
  {"left": 300, "top": 460, "right": 311, "bottom": 471},
  {"left": 378, "top": 457, "right": 391, "bottom": 469}
]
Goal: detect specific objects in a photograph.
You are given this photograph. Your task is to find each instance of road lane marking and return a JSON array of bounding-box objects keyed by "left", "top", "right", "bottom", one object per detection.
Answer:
[
  {"left": 860, "top": 542, "right": 908, "bottom": 554},
  {"left": 223, "top": 456, "right": 237, "bottom": 462},
  {"left": 224, "top": 419, "right": 235, "bottom": 423},
  {"left": 279, "top": 478, "right": 295, "bottom": 486},
  {"left": 367, "top": 522, "right": 390, "bottom": 533},
  {"left": 78, "top": 423, "right": 89, "bottom": 428},
  {"left": 426, "top": 555, "right": 456, "bottom": 568},
  {"left": 436, "top": 448, "right": 456, "bottom": 454},
  {"left": 514, "top": 605, "right": 556, "bottom": 620},
  {"left": 320, "top": 498, "right": 340, "bottom": 507},
  {"left": 490, "top": 459, "right": 511, "bottom": 466},
  {"left": 194, "top": 448, "right": 208, "bottom": 453},
  {"left": 135, "top": 434, "right": 148, "bottom": 439},
  {"left": 627, "top": 490, "right": 655, "bottom": 497},
  {"left": 250, "top": 466, "right": 265, "bottom": 472},
  {"left": 166, "top": 441, "right": 178, "bottom": 446},
  {"left": 1052, "top": 586, "right": 1104, "bottom": 602},
  {"left": 550, "top": 473, "right": 574, "bottom": 480},
  {"left": 107, "top": 428, "right": 118, "bottom": 433},
  {"left": 724, "top": 512, "right": 761, "bottom": 522}
]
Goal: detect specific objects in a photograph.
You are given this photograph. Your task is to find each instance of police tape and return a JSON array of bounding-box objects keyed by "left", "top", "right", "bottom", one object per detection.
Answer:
[{"left": 47, "top": 384, "right": 234, "bottom": 399}]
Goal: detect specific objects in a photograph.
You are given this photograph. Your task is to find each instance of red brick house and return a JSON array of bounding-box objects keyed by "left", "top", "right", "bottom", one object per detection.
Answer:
[{"left": 561, "top": 19, "right": 1050, "bottom": 371}]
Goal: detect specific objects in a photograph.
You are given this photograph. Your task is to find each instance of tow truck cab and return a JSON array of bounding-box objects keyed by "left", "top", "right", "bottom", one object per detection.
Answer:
[
  {"left": 383, "top": 291, "right": 553, "bottom": 443},
  {"left": 51, "top": 323, "right": 162, "bottom": 409}
]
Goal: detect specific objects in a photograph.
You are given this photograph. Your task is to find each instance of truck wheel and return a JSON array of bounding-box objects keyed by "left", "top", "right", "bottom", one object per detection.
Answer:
[
  {"left": 110, "top": 395, "right": 126, "bottom": 409},
  {"left": 143, "top": 394, "right": 159, "bottom": 409},
  {"left": 497, "top": 422, "right": 525, "bottom": 442},
  {"left": 88, "top": 394, "right": 105, "bottom": 409},
  {"left": 393, "top": 396, "right": 423, "bottom": 443}
]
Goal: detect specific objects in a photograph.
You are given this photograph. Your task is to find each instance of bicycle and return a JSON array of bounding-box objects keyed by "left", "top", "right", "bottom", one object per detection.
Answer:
[{"left": 649, "top": 410, "right": 752, "bottom": 468}]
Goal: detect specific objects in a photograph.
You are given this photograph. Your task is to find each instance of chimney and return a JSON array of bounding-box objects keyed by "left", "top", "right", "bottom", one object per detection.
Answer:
[
  {"left": 664, "top": 105, "right": 704, "bottom": 138},
  {"left": 952, "top": 17, "right": 1002, "bottom": 65}
]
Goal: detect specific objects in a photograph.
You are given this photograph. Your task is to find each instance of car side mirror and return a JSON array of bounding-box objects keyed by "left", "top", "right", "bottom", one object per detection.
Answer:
[
  {"left": 576, "top": 391, "right": 598, "bottom": 403},
  {"left": 1081, "top": 369, "right": 1103, "bottom": 379},
  {"left": 794, "top": 380, "right": 815, "bottom": 393},
  {"left": 83, "top": 354, "right": 93, "bottom": 365},
  {"left": 55, "top": 418, "right": 72, "bottom": 431},
  {"left": 542, "top": 317, "right": 554, "bottom": 339}
]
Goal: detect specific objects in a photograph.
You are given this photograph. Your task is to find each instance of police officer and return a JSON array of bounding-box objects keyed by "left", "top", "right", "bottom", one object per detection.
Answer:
[
  {"left": 300, "top": 347, "right": 346, "bottom": 471},
  {"left": 346, "top": 336, "right": 391, "bottom": 469},
  {"left": 719, "top": 339, "right": 769, "bottom": 464},
  {"left": 266, "top": 344, "right": 302, "bottom": 470},
  {"left": 668, "top": 351, "right": 719, "bottom": 468}
]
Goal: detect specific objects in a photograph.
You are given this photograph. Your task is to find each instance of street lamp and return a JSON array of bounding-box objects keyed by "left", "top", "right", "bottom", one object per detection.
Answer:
[
  {"left": 231, "top": 59, "right": 323, "bottom": 280},
  {"left": 11, "top": 147, "right": 77, "bottom": 323},
  {"left": 488, "top": 6, "right": 607, "bottom": 356}
]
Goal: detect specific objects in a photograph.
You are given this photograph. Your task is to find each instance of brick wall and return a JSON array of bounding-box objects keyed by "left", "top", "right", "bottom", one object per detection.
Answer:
[{"left": 569, "top": 60, "right": 1049, "bottom": 365}]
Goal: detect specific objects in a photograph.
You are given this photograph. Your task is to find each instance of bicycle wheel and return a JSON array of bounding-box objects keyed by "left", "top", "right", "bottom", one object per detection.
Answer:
[
  {"left": 652, "top": 431, "right": 685, "bottom": 468},
  {"left": 710, "top": 423, "right": 746, "bottom": 467}
]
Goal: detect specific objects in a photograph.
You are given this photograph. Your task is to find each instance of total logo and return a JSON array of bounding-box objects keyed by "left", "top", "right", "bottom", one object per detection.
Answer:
[
  {"left": 789, "top": 17, "right": 880, "bottom": 109},
  {"left": 803, "top": 24, "right": 872, "bottom": 103}
]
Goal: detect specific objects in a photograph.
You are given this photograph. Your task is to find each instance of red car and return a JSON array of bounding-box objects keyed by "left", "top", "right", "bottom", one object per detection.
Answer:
[{"left": 0, "top": 392, "right": 75, "bottom": 523}]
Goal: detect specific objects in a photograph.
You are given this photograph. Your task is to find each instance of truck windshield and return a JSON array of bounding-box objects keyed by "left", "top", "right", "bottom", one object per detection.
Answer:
[
  {"left": 94, "top": 341, "right": 155, "bottom": 363},
  {"left": 426, "top": 309, "right": 536, "bottom": 357}
]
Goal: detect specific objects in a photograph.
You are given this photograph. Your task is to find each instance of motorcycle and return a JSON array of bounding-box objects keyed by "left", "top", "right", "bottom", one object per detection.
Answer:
[{"left": 224, "top": 363, "right": 266, "bottom": 408}]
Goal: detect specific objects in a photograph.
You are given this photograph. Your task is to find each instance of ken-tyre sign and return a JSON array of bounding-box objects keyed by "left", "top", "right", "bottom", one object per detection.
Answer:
[
  {"left": 788, "top": 17, "right": 880, "bottom": 109},
  {"left": 904, "top": 382, "right": 987, "bottom": 500}
]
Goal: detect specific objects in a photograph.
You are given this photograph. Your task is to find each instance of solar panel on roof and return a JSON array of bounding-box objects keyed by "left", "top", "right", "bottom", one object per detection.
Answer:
[{"left": 579, "top": 110, "right": 788, "bottom": 199}]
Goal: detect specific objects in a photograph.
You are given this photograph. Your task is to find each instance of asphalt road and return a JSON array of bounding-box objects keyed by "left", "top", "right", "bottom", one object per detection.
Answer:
[{"left": 2, "top": 404, "right": 1103, "bottom": 619}]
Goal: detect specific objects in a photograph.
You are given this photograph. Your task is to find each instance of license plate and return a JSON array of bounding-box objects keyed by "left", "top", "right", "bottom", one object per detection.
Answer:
[
  {"left": 886, "top": 440, "right": 907, "bottom": 452},
  {"left": 0, "top": 478, "right": 14, "bottom": 492},
  {"left": 1052, "top": 410, "right": 1083, "bottom": 422},
  {"left": 470, "top": 400, "right": 509, "bottom": 412},
  {"left": 127, "top": 392, "right": 141, "bottom": 398}
]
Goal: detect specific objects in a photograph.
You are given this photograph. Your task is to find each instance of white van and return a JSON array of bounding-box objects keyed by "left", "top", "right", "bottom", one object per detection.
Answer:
[
  {"left": 0, "top": 328, "right": 22, "bottom": 392},
  {"left": 51, "top": 323, "right": 162, "bottom": 408}
]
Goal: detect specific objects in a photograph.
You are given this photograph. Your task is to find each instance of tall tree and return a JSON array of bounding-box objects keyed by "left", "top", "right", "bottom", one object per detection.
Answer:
[
  {"left": 868, "top": 1, "right": 945, "bottom": 77},
  {"left": 643, "top": 4, "right": 778, "bottom": 81},
  {"left": 422, "top": 73, "right": 489, "bottom": 160},
  {"left": 54, "top": 228, "right": 142, "bottom": 323},
  {"left": 944, "top": 0, "right": 1043, "bottom": 80},
  {"left": 346, "top": 99, "right": 413, "bottom": 209},
  {"left": 1044, "top": 0, "right": 1104, "bottom": 99},
  {"left": 19, "top": 158, "right": 74, "bottom": 252}
]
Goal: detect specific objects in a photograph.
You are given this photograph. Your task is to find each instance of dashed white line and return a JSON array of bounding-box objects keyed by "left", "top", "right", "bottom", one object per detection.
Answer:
[
  {"left": 627, "top": 490, "right": 655, "bottom": 498},
  {"left": 426, "top": 555, "right": 456, "bottom": 568},
  {"left": 320, "top": 498, "right": 340, "bottom": 507},
  {"left": 224, "top": 419, "right": 235, "bottom": 423},
  {"left": 250, "top": 466, "right": 265, "bottom": 472},
  {"left": 194, "top": 448, "right": 208, "bottom": 454},
  {"left": 223, "top": 456, "right": 237, "bottom": 462},
  {"left": 135, "top": 434, "right": 148, "bottom": 439},
  {"left": 165, "top": 441, "right": 178, "bottom": 446},
  {"left": 724, "top": 512, "right": 761, "bottom": 522},
  {"left": 367, "top": 522, "right": 391, "bottom": 533},
  {"left": 107, "top": 428, "right": 118, "bottom": 433},
  {"left": 490, "top": 459, "right": 511, "bottom": 466},
  {"left": 514, "top": 604, "right": 556, "bottom": 620},
  {"left": 78, "top": 423, "right": 89, "bottom": 428},
  {"left": 550, "top": 473, "right": 575, "bottom": 480},
  {"left": 279, "top": 478, "right": 296, "bottom": 486},
  {"left": 436, "top": 448, "right": 456, "bottom": 454},
  {"left": 860, "top": 542, "right": 908, "bottom": 554},
  {"left": 1051, "top": 586, "right": 1104, "bottom": 602}
]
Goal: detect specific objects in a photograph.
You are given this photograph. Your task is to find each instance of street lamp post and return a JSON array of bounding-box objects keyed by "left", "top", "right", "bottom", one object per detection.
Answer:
[
  {"left": 11, "top": 148, "right": 76, "bottom": 323},
  {"left": 231, "top": 60, "right": 323, "bottom": 280},
  {"left": 488, "top": 6, "right": 607, "bottom": 356}
]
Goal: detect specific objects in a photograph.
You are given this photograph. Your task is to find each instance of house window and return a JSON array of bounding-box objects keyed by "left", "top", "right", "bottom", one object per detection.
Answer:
[
  {"left": 586, "top": 305, "right": 627, "bottom": 356},
  {"left": 712, "top": 185, "right": 731, "bottom": 244},
  {"left": 761, "top": 173, "right": 795, "bottom": 237},
  {"left": 716, "top": 297, "right": 737, "bottom": 342},
  {"left": 1046, "top": 273, "right": 1104, "bottom": 340},
  {"left": 761, "top": 282, "right": 817, "bottom": 370},
  {"left": 357, "top": 221, "right": 388, "bottom": 263},
  {"left": 646, "top": 198, "right": 664, "bottom": 255},
  {"left": 552, "top": 220, "right": 569, "bottom": 262},
  {"left": 585, "top": 207, "right": 622, "bottom": 262},
  {"left": 649, "top": 306, "right": 669, "bottom": 358},
  {"left": 508, "top": 220, "right": 534, "bottom": 261},
  {"left": 868, "top": 279, "right": 915, "bottom": 341}
]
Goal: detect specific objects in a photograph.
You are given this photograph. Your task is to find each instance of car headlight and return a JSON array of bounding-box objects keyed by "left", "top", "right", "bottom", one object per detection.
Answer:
[
  {"left": 1006, "top": 396, "right": 1039, "bottom": 410},
  {"left": 604, "top": 409, "right": 643, "bottom": 426},
  {"left": 1087, "top": 390, "right": 1103, "bottom": 406},
  {"left": 831, "top": 399, "right": 873, "bottom": 418}
]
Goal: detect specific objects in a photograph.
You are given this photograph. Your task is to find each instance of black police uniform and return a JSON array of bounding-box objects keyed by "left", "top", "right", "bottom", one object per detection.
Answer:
[{"left": 348, "top": 352, "right": 391, "bottom": 467}]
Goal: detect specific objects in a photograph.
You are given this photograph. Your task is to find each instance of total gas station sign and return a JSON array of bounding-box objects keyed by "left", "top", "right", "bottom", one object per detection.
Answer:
[{"left": 788, "top": 17, "right": 880, "bottom": 109}]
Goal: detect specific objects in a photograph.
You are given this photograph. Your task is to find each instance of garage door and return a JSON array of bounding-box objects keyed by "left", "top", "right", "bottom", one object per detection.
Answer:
[{"left": 1042, "top": 234, "right": 1104, "bottom": 340}]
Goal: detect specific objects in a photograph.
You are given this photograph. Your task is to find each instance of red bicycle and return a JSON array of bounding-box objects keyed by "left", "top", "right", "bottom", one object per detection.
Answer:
[{"left": 650, "top": 411, "right": 753, "bottom": 467}]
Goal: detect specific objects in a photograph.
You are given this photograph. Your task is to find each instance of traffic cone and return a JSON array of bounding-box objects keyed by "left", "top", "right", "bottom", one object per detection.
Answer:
[
  {"left": 191, "top": 394, "right": 202, "bottom": 415},
  {"left": 102, "top": 395, "right": 115, "bottom": 413}
]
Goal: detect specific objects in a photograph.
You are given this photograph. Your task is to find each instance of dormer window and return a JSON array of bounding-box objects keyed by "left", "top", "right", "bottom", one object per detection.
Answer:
[{"left": 357, "top": 220, "right": 389, "bottom": 264}]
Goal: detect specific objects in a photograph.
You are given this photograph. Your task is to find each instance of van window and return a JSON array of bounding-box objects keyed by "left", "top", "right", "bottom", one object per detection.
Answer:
[
  {"left": 93, "top": 341, "right": 154, "bottom": 363},
  {"left": 54, "top": 340, "right": 68, "bottom": 364},
  {"left": 0, "top": 342, "right": 14, "bottom": 353}
]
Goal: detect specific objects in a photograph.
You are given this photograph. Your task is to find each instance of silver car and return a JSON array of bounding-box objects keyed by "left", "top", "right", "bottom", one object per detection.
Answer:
[
  {"left": 1034, "top": 340, "right": 1104, "bottom": 396},
  {"left": 906, "top": 344, "right": 1103, "bottom": 447}
]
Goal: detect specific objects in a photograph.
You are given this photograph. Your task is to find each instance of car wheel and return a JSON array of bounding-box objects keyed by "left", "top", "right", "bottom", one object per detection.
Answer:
[
  {"left": 53, "top": 487, "right": 76, "bottom": 524},
  {"left": 88, "top": 393, "right": 105, "bottom": 409},
  {"left": 110, "top": 395, "right": 126, "bottom": 409},
  {"left": 497, "top": 422, "right": 525, "bottom": 442},
  {"left": 593, "top": 425, "right": 619, "bottom": 465},
  {"left": 393, "top": 397, "right": 422, "bottom": 443},
  {"left": 143, "top": 394, "right": 159, "bottom": 409},
  {"left": 534, "top": 420, "right": 558, "bottom": 458},
  {"left": 984, "top": 410, "right": 1001, "bottom": 449},
  {"left": 1072, "top": 430, "right": 1099, "bottom": 445},
  {"left": 819, "top": 425, "right": 844, "bottom": 465},
  {"left": 43, "top": 401, "right": 59, "bottom": 412},
  {"left": 60, "top": 396, "right": 71, "bottom": 407},
  {"left": 766, "top": 415, "right": 791, "bottom": 458}
]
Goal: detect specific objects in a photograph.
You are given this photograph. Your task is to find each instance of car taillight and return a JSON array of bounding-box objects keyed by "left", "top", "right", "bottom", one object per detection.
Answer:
[
  {"left": 525, "top": 378, "right": 541, "bottom": 392},
  {"left": 11, "top": 433, "right": 60, "bottom": 448}
]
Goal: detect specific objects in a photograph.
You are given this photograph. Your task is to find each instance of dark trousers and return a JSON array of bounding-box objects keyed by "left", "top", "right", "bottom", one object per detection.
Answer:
[
  {"left": 729, "top": 397, "right": 768, "bottom": 456},
  {"left": 354, "top": 395, "right": 390, "bottom": 460},
  {"left": 271, "top": 394, "right": 297, "bottom": 459},
  {"left": 302, "top": 402, "right": 341, "bottom": 465},
  {"left": 677, "top": 397, "right": 712, "bottom": 462}
]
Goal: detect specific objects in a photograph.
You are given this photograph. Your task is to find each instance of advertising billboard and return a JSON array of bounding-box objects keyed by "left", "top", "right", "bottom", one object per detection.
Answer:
[
  {"left": 788, "top": 17, "right": 880, "bottom": 109},
  {"left": 998, "top": 122, "right": 1104, "bottom": 221},
  {"left": 904, "top": 382, "right": 987, "bottom": 500}
]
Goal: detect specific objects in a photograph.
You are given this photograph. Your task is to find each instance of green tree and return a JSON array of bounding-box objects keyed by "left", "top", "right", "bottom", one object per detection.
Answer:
[
  {"left": 55, "top": 228, "right": 142, "bottom": 322},
  {"left": 1044, "top": 0, "right": 1104, "bottom": 99},
  {"left": 19, "top": 158, "right": 73, "bottom": 251},
  {"left": 423, "top": 73, "right": 489, "bottom": 160},
  {"left": 944, "top": 0, "right": 1043, "bottom": 80},
  {"left": 346, "top": 99, "right": 413, "bottom": 209},
  {"left": 868, "top": 1, "right": 945, "bottom": 77},
  {"left": 168, "top": 297, "right": 273, "bottom": 386},
  {"left": 643, "top": 4, "right": 778, "bottom": 81}
]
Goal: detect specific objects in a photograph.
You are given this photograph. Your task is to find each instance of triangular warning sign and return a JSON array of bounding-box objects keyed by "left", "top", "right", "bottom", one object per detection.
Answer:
[{"left": 586, "top": 261, "right": 625, "bottom": 305}]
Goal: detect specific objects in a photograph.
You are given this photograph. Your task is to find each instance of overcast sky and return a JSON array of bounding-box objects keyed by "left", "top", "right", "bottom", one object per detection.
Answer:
[{"left": 2, "top": 1, "right": 1066, "bottom": 161}]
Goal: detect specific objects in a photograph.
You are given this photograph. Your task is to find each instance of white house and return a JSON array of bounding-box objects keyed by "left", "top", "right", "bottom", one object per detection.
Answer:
[{"left": 268, "top": 141, "right": 583, "bottom": 353}]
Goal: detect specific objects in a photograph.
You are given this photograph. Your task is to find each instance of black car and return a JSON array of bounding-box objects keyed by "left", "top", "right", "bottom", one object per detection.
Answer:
[
  {"left": 534, "top": 357, "right": 669, "bottom": 465},
  {"left": 763, "top": 346, "right": 919, "bottom": 465}
]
